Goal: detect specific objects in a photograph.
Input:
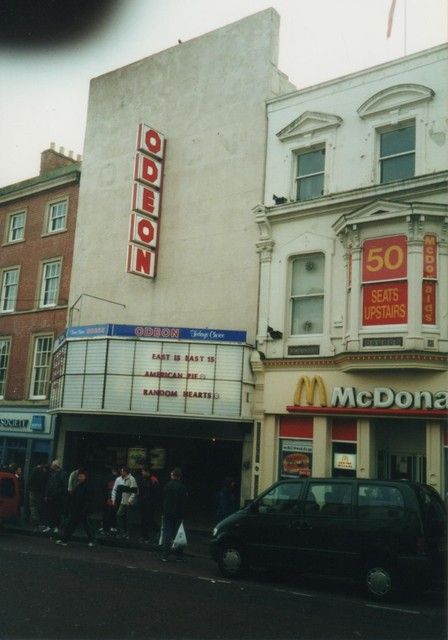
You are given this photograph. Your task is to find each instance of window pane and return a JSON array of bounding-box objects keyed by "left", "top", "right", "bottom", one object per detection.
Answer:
[
  {"left": 297, "top": 148, "right": 325, "bottom": 176},
  {"left": 380, "top": 126, "right": 415, "bottom": 157},
  {"left": 381, "top": 154, "right": 415, "bottom": 183},
  {"left": 291, "top": 297, "right": 323, "bottom": 334},
  {"left": 31, "top": 336, "right": 53, "bottom": 398},
  {"left": 1, "top": 269, "right": 19, "bottom": 312},
  {"left": 291, "top": 255, "right": 324, "bottom": 296},
  {"left": 49, "top": 201, "right": 67, "bottom": 232},
  {"left": 0, "top": 339, "right": 10, "bottom": 397},
  {"left": 9, "top": 213, "right": 25, "bottom": 242},
  {"left": 258, "top": 482, "right": 302, "bottom": 514},
  {"left": 41, "top": 262, "right": 60, "bottom": 307},
  {"left": 297, "top": 174, "right": 324, "bottom": 201}
]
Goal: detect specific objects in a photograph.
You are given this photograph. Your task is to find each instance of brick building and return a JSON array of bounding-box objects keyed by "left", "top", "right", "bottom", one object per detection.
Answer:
[{"left": 0, "top": 146, "right": 81, "bottom": 482}]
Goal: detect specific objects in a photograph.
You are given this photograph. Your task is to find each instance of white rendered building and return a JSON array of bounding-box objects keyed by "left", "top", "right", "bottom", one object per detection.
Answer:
[{"left": 253, "top": 44, "right": 448, "bottom": 498}]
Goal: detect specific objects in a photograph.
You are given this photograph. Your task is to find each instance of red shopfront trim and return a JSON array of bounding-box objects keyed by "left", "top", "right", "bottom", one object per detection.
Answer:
[
  {"left": 280, "top": 416, "right": 313, "bottom": 439},
  {"left": 286, "top": 406, "right": 446, "bottom": 419},
  {"left": 332, "top": 418, "right": 357, "bottom": 442}
]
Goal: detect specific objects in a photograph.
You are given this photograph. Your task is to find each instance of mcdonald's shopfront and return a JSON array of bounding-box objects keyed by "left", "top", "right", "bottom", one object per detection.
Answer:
[{"left": 253, "top": 361, "right": 447, "bottom": 500}]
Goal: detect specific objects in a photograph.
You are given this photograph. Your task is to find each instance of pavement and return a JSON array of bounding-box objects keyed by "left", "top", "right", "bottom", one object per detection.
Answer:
[{"left": 3, "top": 517, "right": 212, "bottom": 559}]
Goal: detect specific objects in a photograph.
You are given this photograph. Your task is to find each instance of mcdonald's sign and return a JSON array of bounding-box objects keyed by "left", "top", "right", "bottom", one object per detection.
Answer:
[{"left": 293, "top": 376, "right": 327, "bottom": 407}]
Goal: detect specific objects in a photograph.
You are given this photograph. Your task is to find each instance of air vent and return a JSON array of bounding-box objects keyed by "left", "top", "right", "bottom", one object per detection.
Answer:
[
  {"left": 363, "top": 337, "right": 403, "bottom": 348},
  {"left": 425, "top": 339, "right": 436, "bottom": 349},
  {"left": 288, "top": 345, "right": 320, "bottom": 356}
]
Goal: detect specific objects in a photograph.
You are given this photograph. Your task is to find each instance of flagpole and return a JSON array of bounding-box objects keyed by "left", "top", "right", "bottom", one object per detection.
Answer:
[{"left": 404, "top": 0, "right": 407, "bottom": 55}]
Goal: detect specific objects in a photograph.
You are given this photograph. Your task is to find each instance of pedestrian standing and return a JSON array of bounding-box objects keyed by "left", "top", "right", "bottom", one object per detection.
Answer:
[
  {"left": 98, "top": 466, "right": 119, "bottom": 535},
  {"left": 28, "top": 464, "right": 48, "bottom": 530},
  {"left": 43, "top": 460, "right": 68, "bottom": 535},
  {"left": 55, "top": 470, "right": 96, "bottom": 547},
  {"left": 137, "top": 466, "right": 159, "bottom": 543},
  {"left": 216, "top": 477, "right": 237, "bottom": 522},
  {"left": 160, "top": 467, "right": 188, "bottom": 562},
  {"left": 111, "top": 467, "right": 138, "bottom": 539}
]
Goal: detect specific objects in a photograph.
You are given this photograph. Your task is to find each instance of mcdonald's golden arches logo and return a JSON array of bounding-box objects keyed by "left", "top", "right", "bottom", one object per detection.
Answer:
[{"left": 293, "top": 375, "right": 327, "bottom": 406}]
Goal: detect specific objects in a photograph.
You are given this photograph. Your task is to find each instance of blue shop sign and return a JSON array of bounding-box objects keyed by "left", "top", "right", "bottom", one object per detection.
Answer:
[{"left": 61, "top": 324, "right": 247, "bottom": 343}]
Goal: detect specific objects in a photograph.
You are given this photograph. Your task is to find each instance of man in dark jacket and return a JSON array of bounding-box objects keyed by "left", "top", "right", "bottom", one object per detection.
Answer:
[
  {"left": 43, "top": 460, "right": 68, "bottom": 534},
  {"left": 137, "top": 466, "right": 159, "bottom": 542},
  {"left": 55, "top": 470, "right": 95, "bottom": 546},
  {"left": 160, "top": 467, "right": 187, "bottom": 561}
]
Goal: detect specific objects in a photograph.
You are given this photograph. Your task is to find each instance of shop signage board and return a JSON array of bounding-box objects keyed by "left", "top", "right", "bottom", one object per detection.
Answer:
[
  {"left": 127, "top": 123, "right": 166, "bottom": 279},
  {"left": 289, "top": 375, "right": 447, "bottom": 417},
  {"left": 362, "top": 235, "right": 408, "bottom": 326},
  {"left": 50, "top": 337, "right": 253, "bottom": 420},
  {"left": 422, "top": 234, "right": 437, "bottom": 325},
  {"left": 0, "top": 413, "right": 51, "bottom": 435},
  {"left": 61, "top": 324, "right": 247, "bottom": 344}
]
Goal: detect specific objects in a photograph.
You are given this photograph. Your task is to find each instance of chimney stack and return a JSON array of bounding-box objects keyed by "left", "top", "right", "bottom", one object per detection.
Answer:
[{"left": 40, "top": 144, "right": 81, "bottom": 175}]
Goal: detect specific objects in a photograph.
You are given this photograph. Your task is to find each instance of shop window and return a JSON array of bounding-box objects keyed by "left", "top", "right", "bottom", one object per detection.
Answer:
[
  {"left": 47, "top": 200, "right": 67, "bottom": 233},
  {"left": 0, "top": 338, "right": 11, "bottom": 398},
  {"left": 1, "top": 267, "right": 19, "bottom": 313},
  {"left": 379, "top": 123, "right": 415, "bottom": 183},
  {"left": 295, "top": 147, "right": 325, "bottom": 201},
  {"left": 332, "top": 442, "right": 357, "bottom": 478},
  {"left": 7, "top": 211, "right": 26, "bottom": 243},
  {"left": 290, "top": 253, "right": 324, "bottom": 335},
  {"left": 39, "top": 260, "right": 61, "bottom": 308},
  {"left": 30, "top": 335, "right": 53, "bottom": 399}
]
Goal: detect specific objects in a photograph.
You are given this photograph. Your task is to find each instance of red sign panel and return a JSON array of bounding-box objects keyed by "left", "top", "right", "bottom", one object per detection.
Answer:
[
  {"left": 137, "top": 124, "right": 165, "bottom": 160},
  {"left": 127, "top": 123, "right": 166, "bottom": 279},
  {"left": 362, "top": 235, "right": 407, "bottom": 282},
  {"left": 127, "top": 244, "right": 156, "bottom": 278},
  {"left": 362, "top": 281, "right": 407, "bottom": 325},
  {"left": 422, "top": 281, "right": 436, "bottom": 325},
  {"left": 423, "top": 234, "right": 437, "bottom": 278},
  {"left": 132, "top": 183, "right": 161, "bottom": 219}
]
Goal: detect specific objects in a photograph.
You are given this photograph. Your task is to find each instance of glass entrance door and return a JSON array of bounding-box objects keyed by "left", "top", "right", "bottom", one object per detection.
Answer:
[{"left": 377, "top": 450, "right": 426, "bottom": 483}]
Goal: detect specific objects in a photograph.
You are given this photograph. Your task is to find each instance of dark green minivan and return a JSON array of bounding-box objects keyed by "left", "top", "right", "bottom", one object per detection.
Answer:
[{"left": 210, "top": 478, "right": 446, "bottom": 600}]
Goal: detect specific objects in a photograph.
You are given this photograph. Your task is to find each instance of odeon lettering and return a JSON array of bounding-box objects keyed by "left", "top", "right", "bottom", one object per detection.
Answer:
[{"left": 331, "top": 387, "right": 447, "bottom": 410}]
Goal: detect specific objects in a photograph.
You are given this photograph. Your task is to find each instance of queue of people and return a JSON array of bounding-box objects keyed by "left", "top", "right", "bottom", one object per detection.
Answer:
[{"left": 4, "top": 460, "right": 238, "bottom": 560}]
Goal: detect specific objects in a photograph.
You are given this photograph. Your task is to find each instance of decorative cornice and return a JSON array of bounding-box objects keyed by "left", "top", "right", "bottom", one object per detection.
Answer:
[
  {"left": 262, "top": 351, "right": 448, "bottom": 372},
  {"left": 277, "top": 111, "right": 343, "bottom": 141},
  {"left": 357, "top": 83, "right": 434, "bottom": 118}
]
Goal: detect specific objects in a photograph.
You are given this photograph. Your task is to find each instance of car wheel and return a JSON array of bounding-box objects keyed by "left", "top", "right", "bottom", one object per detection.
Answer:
[
  {"left": 364, "top": 561, "right": 395, "bottom": 600},
  {"left": 217, "top": 543, "right": 246, "bottom": 579}
]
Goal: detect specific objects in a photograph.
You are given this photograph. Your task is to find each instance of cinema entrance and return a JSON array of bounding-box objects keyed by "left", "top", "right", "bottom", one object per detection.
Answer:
[{"left": 59, "top": 413, "right": 251, "bottom": 528}]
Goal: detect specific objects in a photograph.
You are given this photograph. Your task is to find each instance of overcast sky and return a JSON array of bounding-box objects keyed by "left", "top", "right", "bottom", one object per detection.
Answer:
[{"left": 0, "top": 0, "right": 446, "bottom": 187}]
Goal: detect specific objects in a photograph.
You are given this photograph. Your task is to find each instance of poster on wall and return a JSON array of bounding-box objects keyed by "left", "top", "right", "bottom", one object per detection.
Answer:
[
  {"left": 333, "top": 452, "right": 357, "bottom": 472},
  {"left": 127, "top": 447, "right": 147, "bottom": 469},
  {"left": 280, "top": 439, "right": 312, "bottom": 478}
]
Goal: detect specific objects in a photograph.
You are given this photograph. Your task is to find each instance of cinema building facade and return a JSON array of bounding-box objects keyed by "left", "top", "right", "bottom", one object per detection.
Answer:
[
  {"left": 48, "top": 10, "right": 295, "bottom": 516},
  {"left": 252, "top": 44, "right": 448, "bottom": 499}
]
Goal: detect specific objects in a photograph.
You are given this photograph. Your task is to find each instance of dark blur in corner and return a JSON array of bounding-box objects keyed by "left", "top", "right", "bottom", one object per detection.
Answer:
[{"left": 0, "top": 0, "right": 121, "bottom": 48}]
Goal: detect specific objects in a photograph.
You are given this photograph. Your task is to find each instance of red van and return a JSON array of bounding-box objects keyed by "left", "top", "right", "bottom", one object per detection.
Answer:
[{"left": 0, "top": 471, "right": 20, "bottom": 525}]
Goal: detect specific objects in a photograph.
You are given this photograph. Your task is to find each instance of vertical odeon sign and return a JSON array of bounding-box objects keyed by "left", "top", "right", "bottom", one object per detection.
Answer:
[{"left": 127, "top": 124, "right": 166, "bottom": 278}]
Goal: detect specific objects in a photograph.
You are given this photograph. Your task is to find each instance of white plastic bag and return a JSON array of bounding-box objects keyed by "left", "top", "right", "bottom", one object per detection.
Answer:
[{"left": 172, "top": 521, "right": 187, "bottom": 549}]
